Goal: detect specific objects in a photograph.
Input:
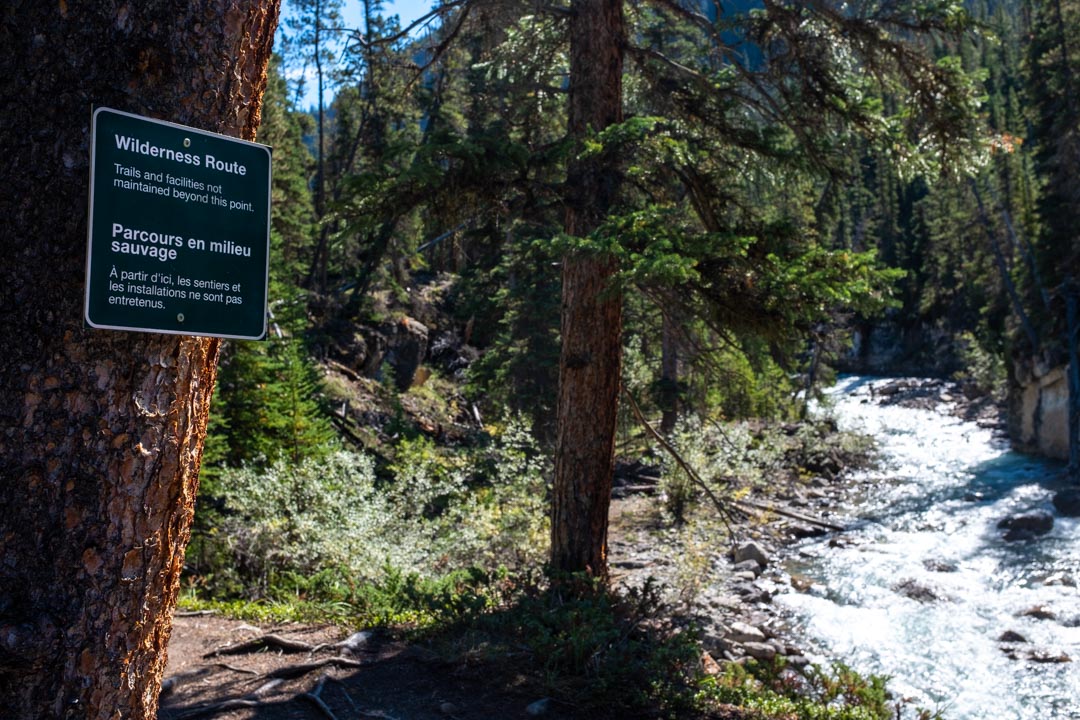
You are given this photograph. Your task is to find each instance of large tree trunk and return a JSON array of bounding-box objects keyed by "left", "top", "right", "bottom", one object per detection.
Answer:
[
  {"left": 550, "top": 0, "right": 625, "bottom": 579},
  {"left": 0, "top": 3, "right": 278, "bottom": 718}
]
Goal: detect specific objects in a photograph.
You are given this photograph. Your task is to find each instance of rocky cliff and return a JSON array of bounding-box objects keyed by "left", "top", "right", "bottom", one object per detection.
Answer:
[{"left": 1010, "top": 359, "right": 1070, "bottom": 460}]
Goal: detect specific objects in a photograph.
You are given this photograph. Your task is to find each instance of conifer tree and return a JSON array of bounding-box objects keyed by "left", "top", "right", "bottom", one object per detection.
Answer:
[{"left": 0, "top": 2, "right": 279, "bottom": 716}]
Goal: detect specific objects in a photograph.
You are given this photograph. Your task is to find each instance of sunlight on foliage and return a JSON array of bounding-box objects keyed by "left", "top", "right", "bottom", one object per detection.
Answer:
[{"left": 188, "top": 417, "right": 550, "bottom": 602}]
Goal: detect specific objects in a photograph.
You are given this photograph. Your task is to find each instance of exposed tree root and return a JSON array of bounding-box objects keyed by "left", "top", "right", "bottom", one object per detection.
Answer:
[
  {"left": 174, "top": 698, "right": 262, "bottom": 719},
  {"left": 214, "top": 661, "right": 260, "bottom": 675},
  {"left": 312, "top": 630, "right": 373, "bottom": 656},
  {"left": 172, "top": 679, "right": 283, "bottom": 719},
  {"left": 159, "top": 668, "right": 211, "bottom": 697},
  {"left": 301, "top": 675, "right": 340, "bottom": 720},
  {"left": 265, "top": 656, "right": 367, "bottom": 679},
  {"left": 206, "top": 633, "right": 320, "bottom": 657},
  {"left": 172, "top": 667, "right": 394, "bottom": 720},
  {"left": 299, "top": 674, "right": 402, "bottom": 720}
]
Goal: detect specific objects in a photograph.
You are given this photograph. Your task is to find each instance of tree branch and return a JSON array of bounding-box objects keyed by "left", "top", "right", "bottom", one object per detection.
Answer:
[
  {"left": 346, "top": 0, "right": 467, "bottom": 49},
  {"left": 619, "top": 382, "right": 740, "bottom": 536}
]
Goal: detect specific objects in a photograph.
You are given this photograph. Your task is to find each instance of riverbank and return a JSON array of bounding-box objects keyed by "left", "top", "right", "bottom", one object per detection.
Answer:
[
  {"left": 608, "top": 376, "right": 1015, "bottom": 694},
  {"left": 776, "top": 376, "right": 1077, "bottom": 719}
]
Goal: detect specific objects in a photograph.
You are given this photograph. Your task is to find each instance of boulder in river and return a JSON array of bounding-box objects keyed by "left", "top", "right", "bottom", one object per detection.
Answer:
[
  {"left": 922, "top": 559, "right": 959, "bottom": 573},
  {"left": 892, "top": 578, "right": 945, "bottom": 603},
  {"left": 1052, "top": 488, "right": 1080, "bottom": 517},
  {"left": 1019, "top": 605, "right": 1057, "bottom": 621},
  {"left": 1029, "top": 649, "right": 1071, "bottom": 664},
  {"left": 997, "top": 511, "right": 1054, "bottom": 541},
  {"left": 999, "top": 630, "right": 1027, "bottom": 643}
]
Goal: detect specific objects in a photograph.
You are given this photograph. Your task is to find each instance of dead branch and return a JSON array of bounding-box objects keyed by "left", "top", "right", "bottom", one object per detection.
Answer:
[
  {"left": 734, "top": 498, "right": 845, "bottom": 532},
  {"left": 620, "top": 383, "right": 741, "bottom": 537},
  {"left": 620, "top": 384, "right": 844, "bottom": 533},
  {"left": 326, "top": 358, "right": 363, "bottom": 382},
  {"left": 347, "top": 0, "right": 466, "bottom": 50},
  {"left": 330, "top": 414, "right": 370, "bottom": 450}
]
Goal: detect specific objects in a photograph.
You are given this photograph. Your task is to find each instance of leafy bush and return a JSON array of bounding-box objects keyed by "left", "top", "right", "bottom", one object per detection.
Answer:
[
  {"left": 660, "top": 417, "right": 783, "bottom": 522},
  {"left": 699, "top": 659, "right": 895, "bottom": 720},
  {"left": 952, "top": 330, "right": 1006, "bottom": 402},
  {"left": 188, "top": 417, "right": 550, "bottom": 601}
]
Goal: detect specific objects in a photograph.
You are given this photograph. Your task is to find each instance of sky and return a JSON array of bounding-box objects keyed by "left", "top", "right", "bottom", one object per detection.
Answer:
[{"left": 279, "top": 0, "right": 436, "bottom": 110}]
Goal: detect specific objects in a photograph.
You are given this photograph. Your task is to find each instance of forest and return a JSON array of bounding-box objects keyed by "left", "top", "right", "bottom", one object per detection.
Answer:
[{"left": 1, "top": 0, "right": 1078, "bottom": 718}]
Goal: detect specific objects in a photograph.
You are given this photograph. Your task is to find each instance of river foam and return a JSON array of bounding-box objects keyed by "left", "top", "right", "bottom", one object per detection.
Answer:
[{"left": 777, "top": 376, "right": 1080, "bottom": 720}]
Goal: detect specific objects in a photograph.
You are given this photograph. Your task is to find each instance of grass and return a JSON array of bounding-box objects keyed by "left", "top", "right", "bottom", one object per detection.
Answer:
[{"left": 177, "top": 564, "right": 499, "bottom": 631}]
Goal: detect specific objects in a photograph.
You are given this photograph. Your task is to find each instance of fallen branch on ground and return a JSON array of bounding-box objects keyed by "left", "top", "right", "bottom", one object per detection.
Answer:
[
  {"left": 620, "top": 383, "right": 741, "bottom": 537},
  {"left": 735, "top": 498, "right": 845, "bottom": 532},
  {"left": 620, "top": 383, "right": 844, "bottom": 534}
]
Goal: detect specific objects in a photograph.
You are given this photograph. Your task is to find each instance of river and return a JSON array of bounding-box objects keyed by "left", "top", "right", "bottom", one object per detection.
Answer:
[{"left": 778, "top": 375, "right": 1080, "bottom": 719}]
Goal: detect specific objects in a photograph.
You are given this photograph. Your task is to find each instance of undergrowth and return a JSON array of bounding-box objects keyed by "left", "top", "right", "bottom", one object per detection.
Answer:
[
  {"left": 186, "top": 416, "right": 549, "bottom": 601},
  {"left": 183, "top": 411, "right": 911, "bottom": 720},
  {"left": 660, "top": 415, "right": 876, "bottom": 523},
  {"left": 699, "top": 659, "right": 892, "bottom": 720}
]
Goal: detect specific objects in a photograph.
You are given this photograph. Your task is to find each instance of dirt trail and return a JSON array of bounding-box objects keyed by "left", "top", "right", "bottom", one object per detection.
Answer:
[{"left": 159, "top": 613, "right": 556, "bottom": 720}]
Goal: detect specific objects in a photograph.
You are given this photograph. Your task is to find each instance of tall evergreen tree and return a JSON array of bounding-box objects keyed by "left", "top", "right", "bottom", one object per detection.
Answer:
[{"left": 0, "top": 2, "right": 279, "bottom": 716}]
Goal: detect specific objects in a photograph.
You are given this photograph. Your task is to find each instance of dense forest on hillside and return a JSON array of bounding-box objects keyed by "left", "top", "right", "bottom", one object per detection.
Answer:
[{"left": 182, "top": 0, "right": 1080, "bottom": 716}]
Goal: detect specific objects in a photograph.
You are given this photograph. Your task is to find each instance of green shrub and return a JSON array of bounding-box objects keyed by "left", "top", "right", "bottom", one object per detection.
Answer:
[
  {"left": 699, "top": 659, "right": 895, "bottom": 720},
  {"left": 952, "top": 330, "right": 1006, "bottom": 402},
  {"left": 188, "top": 417, "right": 550, "bottom": 602},
  {"left": 659, "top": 418, "right": 782, "bottom": 522}
]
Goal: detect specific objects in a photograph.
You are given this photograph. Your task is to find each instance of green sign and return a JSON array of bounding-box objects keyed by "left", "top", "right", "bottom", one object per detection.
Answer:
[{"left": 85, "top": 107, "right": 271, "bottom": 339}]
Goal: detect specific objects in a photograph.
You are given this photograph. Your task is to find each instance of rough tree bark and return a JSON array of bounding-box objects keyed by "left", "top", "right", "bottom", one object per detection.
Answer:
[
  {"left": 0, "top": 2, "right": 279, "bottom": 718},
  {"left": 550, "top": 0, "right": 625, "bottom": 579}
]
